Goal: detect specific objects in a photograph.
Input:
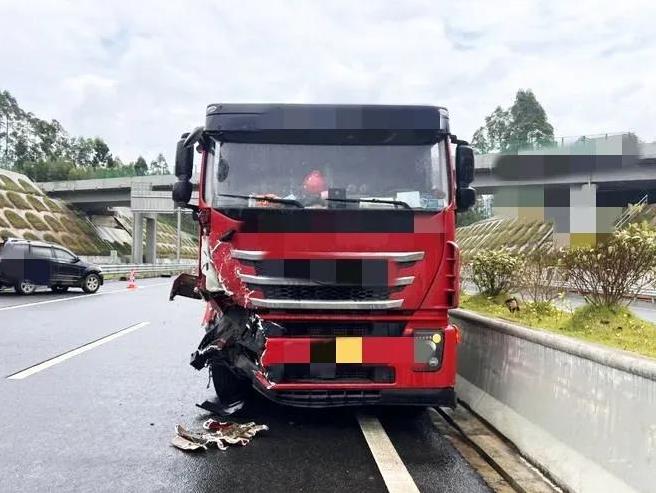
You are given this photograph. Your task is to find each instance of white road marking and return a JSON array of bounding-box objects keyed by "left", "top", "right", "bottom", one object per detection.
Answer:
[
  {"left": 0, "top": 281, "right": 170, "bottom": 312},
  {"left": 357, "top": 414, "right": 420, "bottom": 493},
  {"left": 7, "top": 321, "right": 150, "bottom": 380}
]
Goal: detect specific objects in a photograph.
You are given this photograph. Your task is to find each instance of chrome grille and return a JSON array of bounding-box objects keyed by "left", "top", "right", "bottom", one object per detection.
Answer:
[{"left": 258, "top": 285, "right": 394, "bottom": 301}]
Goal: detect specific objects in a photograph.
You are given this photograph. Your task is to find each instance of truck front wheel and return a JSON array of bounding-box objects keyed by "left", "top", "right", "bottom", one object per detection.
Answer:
[{"left": 210, "top": 363, "right": 246, "bottom": 402}]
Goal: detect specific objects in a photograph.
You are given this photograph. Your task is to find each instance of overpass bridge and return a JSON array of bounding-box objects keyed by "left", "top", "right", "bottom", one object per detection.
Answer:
[
  {"left": 472, "top": 134, "right": 656, "bottom": 198},
  {"left": 38, "top": 174, "right": 195, "bottom": 213},
  {"left": 39, "top": 175, "right": 198, "bottom": 264},
  {"left": 470, "top": 134, "right": 656, "bottom": 245}
]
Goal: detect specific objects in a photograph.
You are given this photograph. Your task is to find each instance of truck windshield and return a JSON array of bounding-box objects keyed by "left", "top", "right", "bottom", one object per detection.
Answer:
[{"left": 207, "top": 140, "right": 450, "bottom": 210}]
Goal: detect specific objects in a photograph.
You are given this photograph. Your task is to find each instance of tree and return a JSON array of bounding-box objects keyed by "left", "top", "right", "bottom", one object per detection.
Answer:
[
  {"left": 148, "top": 153, "right": 169, "bottom": 175},
  {"left": 91, "top": 137, "right": 111, "bottom": 167},
  {"left": 0, "top": 89, "right": 169, "bottom": 181},
  {"left": 134, "top": 156, "right": 148, "bottom": 176},
  {"left": 472, "top": 89, "right": 554, "bottom": 153}
]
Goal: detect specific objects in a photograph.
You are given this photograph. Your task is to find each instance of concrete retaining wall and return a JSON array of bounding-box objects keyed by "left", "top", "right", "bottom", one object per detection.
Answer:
[{"left": 450, "top": 309, "right": 656, "bottom": 493}]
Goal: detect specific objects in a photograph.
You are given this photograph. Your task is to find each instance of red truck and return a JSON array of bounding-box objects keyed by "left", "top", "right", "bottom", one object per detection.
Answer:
[{"left": 170, "top": 104, "right": 475, "bottom": 409}]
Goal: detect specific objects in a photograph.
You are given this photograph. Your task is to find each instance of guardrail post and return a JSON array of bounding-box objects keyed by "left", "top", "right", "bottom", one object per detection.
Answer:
[{"left": 176, "top": 206, "right": 181, "bottom": 262}]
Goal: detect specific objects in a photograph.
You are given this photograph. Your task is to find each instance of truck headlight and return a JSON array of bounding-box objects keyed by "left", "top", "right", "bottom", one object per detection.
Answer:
[{"left": 413, "top": 330, "right": 445, "bottom": 372}]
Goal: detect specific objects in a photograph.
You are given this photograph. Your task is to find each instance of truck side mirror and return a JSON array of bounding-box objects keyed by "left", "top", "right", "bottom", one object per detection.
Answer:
[
  {"left": 455, "top": 145, "right": 474, "bottom": 186},
  {"left": 173, "top": 134, "right": 194, "bottom": 206},
  {"left": 455, "top": 144, "right": 476, "bottom": 212},
  {"left": 456, "top": 187, "right": 476, "bottom": 212},
  {"left": 175, "top": 134, "right": 194, "bottom": 180}
]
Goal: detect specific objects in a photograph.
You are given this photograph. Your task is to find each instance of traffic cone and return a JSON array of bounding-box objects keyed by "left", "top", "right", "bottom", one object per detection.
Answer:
[{"left": 127, "top": 270, "right": 137, "bottom": 289}]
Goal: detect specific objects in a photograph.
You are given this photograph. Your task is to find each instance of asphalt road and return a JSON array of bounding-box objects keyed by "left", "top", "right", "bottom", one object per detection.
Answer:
[{"left": 0, "top": 278, "right": 491, "bottom": 493}]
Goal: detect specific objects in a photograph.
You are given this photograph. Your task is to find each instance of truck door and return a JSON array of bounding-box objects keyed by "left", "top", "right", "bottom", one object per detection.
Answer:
[{"left": 52, "top": 248, "right": 81, "bottom": 285}]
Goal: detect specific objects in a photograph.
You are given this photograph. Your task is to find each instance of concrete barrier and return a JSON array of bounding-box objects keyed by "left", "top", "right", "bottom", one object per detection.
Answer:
[{"left": 450, "top": 308, "right": 656, "bottom": 493}]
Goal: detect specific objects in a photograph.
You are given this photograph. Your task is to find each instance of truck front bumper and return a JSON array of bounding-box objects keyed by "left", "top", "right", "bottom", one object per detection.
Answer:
[
  {"left": 252, "top": 377, "right": 456, "bottom": 408},
  {"left": 251, "top": 331, "right": 458, "bottom": 408}
]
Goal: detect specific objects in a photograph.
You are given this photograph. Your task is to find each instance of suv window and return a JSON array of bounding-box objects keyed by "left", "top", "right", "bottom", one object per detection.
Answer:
[
  {"left": 31, "top": 245, "right": 54, "bottom": 258},
  {"left": 54, "top": 248, "right": 76, "bottom": 262},
  {"left": 0, "top": 243, "right": 28, "bottom": 258}
]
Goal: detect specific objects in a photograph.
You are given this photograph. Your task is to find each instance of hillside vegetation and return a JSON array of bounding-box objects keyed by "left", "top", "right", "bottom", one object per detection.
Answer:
[
  {"left": 0, "top": 169, "right": 109, "bottom": 254},
  {"left": 0, "top": 170, "right": 198, "bottom": 258}
]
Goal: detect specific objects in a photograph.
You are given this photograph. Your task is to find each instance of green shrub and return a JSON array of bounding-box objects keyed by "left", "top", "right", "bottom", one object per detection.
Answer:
[
  {"left": 5, "top": 191, "right": 30, "bottom": 209},
  {"left": 18, "top": 178, "right": 43, "bottom": 195},
  {"left": 43, "top": 197, "right": 63, "bottom": 213},
  {"left": 0, "top": 213, "right": 8, "bottom": 228},
  {"left": 26, "top": 195, "right": 48, "bottom": 212},
  {"left": 0, "top": 192, "right": 10, "bottom": 209},
  {"left": 519, "top": 249, "right": 563, "bottom": 305},
  {"left": 43, "top": 214, "right": 64, "bottom": 232},
  {"left": 1, "top": 229, "right": 16, "bottom": 240},
  {"left": 0, "top": 175, "right": 22, "bottom": 192},
  {"left": 60, "top": 234, "right": 81, "bottom": 253},
  {"left": 4, "top": 210, "right": 29, "bottom": 229},
  {"left": 42, "top": 233, "right": 58, "bottom": 244},
  {"left": 60, "top": 216, "right": 82, "bottom": 233},
  {"left": 23, "top": 232, "right": 38, "bottom": 240},
  {"left": 471, "top": 249, "right": 524, "bottom": 296},
  {"left": 25, "top": 212, "right": 50, "bottom": 231},
  {"left": 562, "top": 222, "right": 656, "bottom": 307}
]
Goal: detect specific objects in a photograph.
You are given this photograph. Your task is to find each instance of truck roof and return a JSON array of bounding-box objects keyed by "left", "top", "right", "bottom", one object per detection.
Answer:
[{"left": 204, "top": 104, "right": 449, "bottom": 145}]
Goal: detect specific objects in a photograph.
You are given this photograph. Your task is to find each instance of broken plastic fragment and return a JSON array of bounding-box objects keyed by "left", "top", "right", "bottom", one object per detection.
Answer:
[{"left": 171, "top": 435, "right": 206, "bottom": 452}]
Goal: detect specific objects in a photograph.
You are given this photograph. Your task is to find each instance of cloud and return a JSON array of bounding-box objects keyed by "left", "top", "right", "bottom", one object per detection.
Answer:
[{"left": 1, "top": 0, "right": 655, "bottom": 165}]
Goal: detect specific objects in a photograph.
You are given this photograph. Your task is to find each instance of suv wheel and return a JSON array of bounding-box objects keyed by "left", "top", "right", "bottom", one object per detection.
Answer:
[
  {"left": 82, "top": 273, "right": 101, "bottom": 294},
  {"left": 15, "top": 280, "right": 36, "bottom": 295}
]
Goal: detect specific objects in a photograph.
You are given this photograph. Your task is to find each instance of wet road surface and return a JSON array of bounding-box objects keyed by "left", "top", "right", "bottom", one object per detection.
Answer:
[{"left": 0, "top": 278, "right": 490, "bottom": 492}]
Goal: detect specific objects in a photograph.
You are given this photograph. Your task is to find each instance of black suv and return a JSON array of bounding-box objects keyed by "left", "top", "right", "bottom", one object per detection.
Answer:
[{"left": 0, "top": 238, "right": 103, "bottom": 295}]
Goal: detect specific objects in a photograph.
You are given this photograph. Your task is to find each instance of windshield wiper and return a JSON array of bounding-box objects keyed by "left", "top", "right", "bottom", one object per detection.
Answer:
[
  {"left": 324, "top": 197, "right": 411, "bottom": 209},
  {"left": 216, "top": 193, "right": 304, "bottom": 208}
]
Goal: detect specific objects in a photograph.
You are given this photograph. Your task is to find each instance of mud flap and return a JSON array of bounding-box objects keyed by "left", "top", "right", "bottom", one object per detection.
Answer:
[{"left": 169, "top": 273, "right": 202, "bottom": 301}]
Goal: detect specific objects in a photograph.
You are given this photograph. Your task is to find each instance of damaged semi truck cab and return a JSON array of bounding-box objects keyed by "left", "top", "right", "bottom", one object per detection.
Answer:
[{"left": 170, "top": 104, "right": 475, "bottom": 408}]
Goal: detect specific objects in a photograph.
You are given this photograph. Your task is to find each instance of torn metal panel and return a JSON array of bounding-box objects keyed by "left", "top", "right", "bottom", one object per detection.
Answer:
[{"left": 201, "top": 235, "right": 226, "bottom": 293}]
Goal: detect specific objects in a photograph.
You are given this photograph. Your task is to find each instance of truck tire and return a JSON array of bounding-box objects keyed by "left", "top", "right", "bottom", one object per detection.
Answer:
[
  {"left": 210, "top": 363, "right": 245, "bottom": 402},
  {"left": 82, "top": 273, "right": 101, "bottom": 294},
  {"left": 15, "top": 280, "right": 36, "bottom": 295}
]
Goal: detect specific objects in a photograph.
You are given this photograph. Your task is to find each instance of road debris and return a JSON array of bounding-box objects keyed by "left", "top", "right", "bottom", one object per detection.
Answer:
[
  {"left": 171, "top": 420, "right": 268, "bottom": 452},
  {"left": 196, "top": 399, "right": 244, "bottom": 417}
]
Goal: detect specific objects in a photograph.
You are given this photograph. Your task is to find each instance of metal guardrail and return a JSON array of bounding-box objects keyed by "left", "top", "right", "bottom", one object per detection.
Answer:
[{"left": 99, "top": 262, "right": 195, "bottom": 276}]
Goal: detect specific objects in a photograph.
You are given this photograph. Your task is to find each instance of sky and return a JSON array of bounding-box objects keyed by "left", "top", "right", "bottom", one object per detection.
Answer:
[{"left": 1, "top": 0, "right": 655, "bottom": 164}]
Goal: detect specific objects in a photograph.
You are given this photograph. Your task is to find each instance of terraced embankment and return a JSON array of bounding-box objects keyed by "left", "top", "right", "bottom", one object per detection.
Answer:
[{"left": 0, "top": 169, "right": 197, "bottom": 258}]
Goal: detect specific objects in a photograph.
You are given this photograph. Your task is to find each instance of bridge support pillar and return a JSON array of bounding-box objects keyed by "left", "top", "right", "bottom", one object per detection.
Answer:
[
  {"left": 145, "top": 214, "right": 158, "bottom": 264},
  {"left": 132, "top": 212, "right": 144, "bottom": 263}
]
